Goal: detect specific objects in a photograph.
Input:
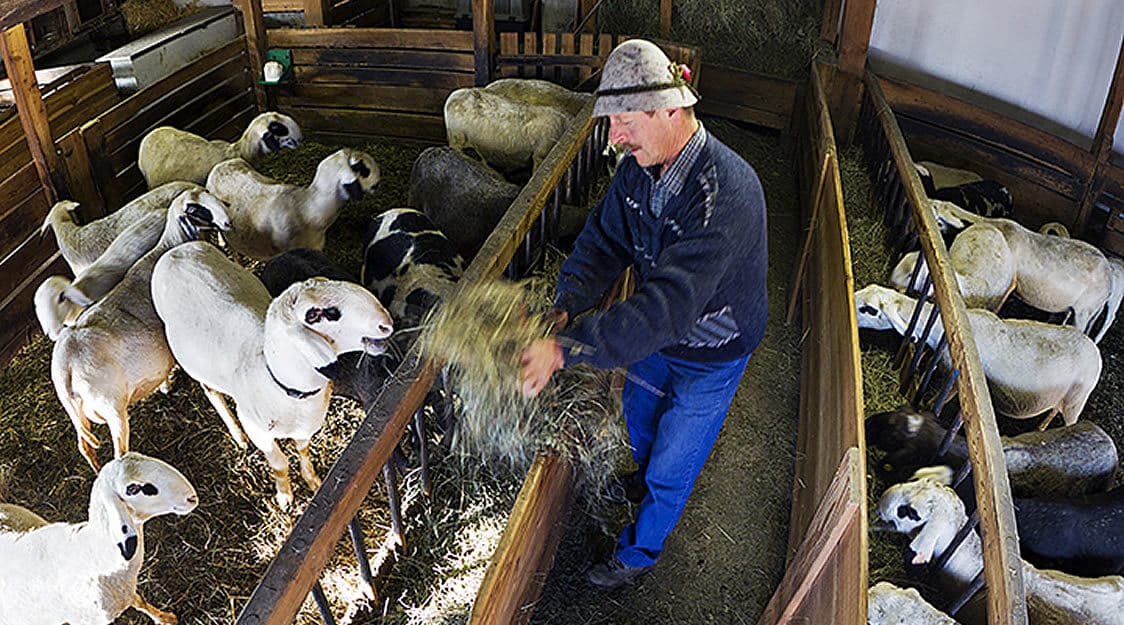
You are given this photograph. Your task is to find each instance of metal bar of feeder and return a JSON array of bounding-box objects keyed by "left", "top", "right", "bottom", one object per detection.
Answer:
[
  {"left": 914, "top": 334, "right": 949, "bottom": 404},
  {"left": 348, "top": 518, "right": 376, "bottom": 601},
  {"left": 894, "top": 275, "right": 932, "bottom": 368},
  {"left": 383, "top": 463, "right": 404, "bottom": 550},
  {"left": 311, "top": 582, "right": 337, "bottom": 625},
  {"left": 933, "top": 369, "right": 960, "bottom": 416},
  {"left": 948, "top": 570, "right": 987, "bottom": 617},
  {"left": 931, "top": 509, "right": 980, "bottom": 574},
  {"left": 551, "top": 184, "right": 562, "bottom": 244},
  {"left": 902, "top": 302, "right": 941, "bottom": 392},
  {"left": 936, "top": 408, "right": 965, "bottom": 460},
  {"left": 953, "top": 460, "right": 973, "bottom": 489},
  {"left": 905, "top": 249, "right": 925, "bottom": 295}
]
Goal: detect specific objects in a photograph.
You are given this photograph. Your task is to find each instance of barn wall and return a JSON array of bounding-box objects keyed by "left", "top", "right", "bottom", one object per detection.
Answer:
[{"left": 868, "top": 0, "right": 1124, "bottom": 156}]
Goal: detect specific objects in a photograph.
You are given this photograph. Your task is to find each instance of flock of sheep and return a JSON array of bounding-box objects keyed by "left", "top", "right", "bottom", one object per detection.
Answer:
[
  {"left": 0, "top": 77, "right": 592, "bottom": 625},
  {"left": 861, "top": 163, "right": 1124, "bottom": 624}
]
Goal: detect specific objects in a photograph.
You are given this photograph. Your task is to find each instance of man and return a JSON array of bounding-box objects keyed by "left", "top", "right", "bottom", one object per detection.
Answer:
[{"left": 519, "top": 39, "right": 768, "bottom": 590}]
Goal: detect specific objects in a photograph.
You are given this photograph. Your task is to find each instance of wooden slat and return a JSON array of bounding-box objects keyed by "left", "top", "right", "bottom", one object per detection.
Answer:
[
  {"left": 542, "top": 32, "right": 557, "bottom": 83},
  {"left": 865, "top": 70, "right": 1028, "bottom": 625},
  {"left": 0, "top": 107, "right": 24, "bottom": 154},
  {"left": 559, "top": 34, "right": 576, "bottom": 86},
  {"left": 0, "top": 159, "right": 38, "bottom": 210},
  {"left": 758, "top": 449, "right": 862, "bottom": 625},
  {"left": 267, "top": 28, "right": 474, "bottom": 51},
  {"left": 185, "top": 94, "right": 255, "bottom": 141},
  {"left": 261, "top": 0, "right": 302, "bottom": 10},
  {"left": 304, "top": 0, "right": 330, "bottom": 26},
  {"left": 290, "top": 65, "right": 473, "bottom": 89},
  {"left": 473, "top": 0, "right": 494, "bottom": 85},
  {"left": 44, "top": 63, "right": 118, "bottom": 137},
  {"left": 289, "top": 106, "right": 446, "bottom": 142},
  {"left": 578, "top": 0, "right": 596, "bottom": 32},
  {"left": 0, "top": 136, "right": 31, "bottom": 182},
  {"left": 498, "top": 31, "right": 519, "bottom": 78},
  {"left": 1, "top": 23, "right": 60, "bottom": 203},
  {"left": 0, "top": 253, "right": 67, "bottom": 369},
  {"left": 0, "top": 180, "right": 50, "bottom": 262},
  {"left": 659, "top": 0, "right": 671, "bottom": 38},
  {"left": 293, "top": 47, "right": 474, "bottom": 72},
  {"left": 469, "top": 454, "right": 574, "bottom": 624},
  {"left": 577, "top": 34, "right": 593, "bottom": 82},
  {"left": 524, "top": 31, "right": 537, "bottom": 79},
  {"left": 697, "top": 65, "right": 797, "bottom": 129},
  {"left": 80, "top": 117, "right": 119, "bottom": 214},
  {"left": 0, "top": 190, "right": 53, "bottom": 289},
  {"left": 820, "top": 0, "right": 841, "bottom": 42},
  {"left": 1077, "top": 34, "right": 1124, "bottom": 232},
  {"left": 238, "top": 0, "right": 268, "bottom": 110},
  {"left": 495, "top": 53, "right": 601, "bottom": 68},
  {"left": 278, "top": 82, "right": 450, "bottom": 114},
  {"left": 878, "top": 74, "right": 1093, "bottom": 180}
]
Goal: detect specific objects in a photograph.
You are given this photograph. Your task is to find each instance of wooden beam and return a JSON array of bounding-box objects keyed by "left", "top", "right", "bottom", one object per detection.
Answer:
[
  {"left": 1077, "top": 32, "right": 1124, "bottom": 233},
  {"left": 472, "top": 0, "right": 494, "bottom": 86},
  {"left": 659, "top": 0, "right": 671, "bottom": 38},
  {"left": 469, "top": 454, "right": 574, "bottom": 625},
  {"left": 304, "top": 0, "right": 331, "bottom": 26},
  {"left": 820, "top": 0, "right": 841, "bottom": 43},
  {"left": 238, "top": 0, "right": 269, "bottom": 111},
  {"left": 577, "top": 0, "right": 597, "bottom": 33},
  {"left": 0, "top": 0, "right": 67, "bottom": 32},
  {"left": 865, "top": 70, "right": 1029, "bottom": 625},
  {"left": 836, "top": 0, "right": 877, "bottom": 76},
  {"left": 1, "top": 23, "right": 61, "bottom": 204}
]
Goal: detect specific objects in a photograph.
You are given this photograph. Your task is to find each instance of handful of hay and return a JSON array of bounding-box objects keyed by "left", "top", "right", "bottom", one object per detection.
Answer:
[{"left": 419, "top": 274, "right": 628, "bottom": 499}]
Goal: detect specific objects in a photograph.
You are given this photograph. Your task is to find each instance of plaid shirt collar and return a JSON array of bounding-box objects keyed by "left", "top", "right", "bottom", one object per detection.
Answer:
[{"left": 643, "top": 121, "right": 707, "bottom": 196}]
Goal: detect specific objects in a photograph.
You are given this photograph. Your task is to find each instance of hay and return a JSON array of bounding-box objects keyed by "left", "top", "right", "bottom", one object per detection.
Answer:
[
  {"left": 418, "top": 255, "right": 628, "bottom": 502},
  {"left": 599, "top": 0, "right": 829, "bottom": 81},
  {"left": 119, "top": 0, "right": 204, "bottom": 37}
]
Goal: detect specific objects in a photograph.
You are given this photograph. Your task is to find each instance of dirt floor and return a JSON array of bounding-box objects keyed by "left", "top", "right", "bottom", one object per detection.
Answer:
[{"left": 528, "top": 117, "right": 803, "bottom": 625}]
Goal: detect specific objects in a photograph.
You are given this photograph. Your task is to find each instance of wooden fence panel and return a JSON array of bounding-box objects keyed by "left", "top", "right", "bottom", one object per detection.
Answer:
[
  {"left": 697, "top": 65, "right": 797, "bottom": 130},
  {"left": 269, "top": 28, "right": 474, "bottom": 143},
  {"left": 496, "top": 33, "right": 699, "bottom": 90},
  {"left": 45, "top": 63, "right": 119, "bottom": 139}
]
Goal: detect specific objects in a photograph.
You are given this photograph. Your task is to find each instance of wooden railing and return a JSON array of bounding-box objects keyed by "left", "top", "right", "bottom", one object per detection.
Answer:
[
  {"left": 759, "top": 59, "right": 865, "bottom": 625},
  {"left": 234, "top": 99, "right": 607, "bottom": 625},
  {"left": 0, "top": 62, "right": 120, "bottom": 366},
  {"left": 858, "top": 68, "right": 1028, "bottom": 625}
]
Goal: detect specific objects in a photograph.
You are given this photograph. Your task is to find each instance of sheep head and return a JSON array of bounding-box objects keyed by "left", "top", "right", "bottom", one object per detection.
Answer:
[
  {"left": 854, "top": 284, "right": 915, "bottom": 333},
  {"left": 930, "top": 199, "right": 972, "bottom": 233},
  {"left": 169, "top": 189, "right": 233, "bottom": 241},
  {"left": 91, "top": 452, "right": 197, "bottom": 560},
  {"left": 34, "top": 276, "right": 92, "bottom": 340},
  {"left": 875, "top": 469, "right": 963, "bottom": 565},
  {"left": 889, "top": 251, "right": 929, "bottom": 294},
  {"left": 270, "top": 278, "right": 395, "bottom": 378},
  {"left": 323, "top": 149, "right": 380, "bottom": 201}
]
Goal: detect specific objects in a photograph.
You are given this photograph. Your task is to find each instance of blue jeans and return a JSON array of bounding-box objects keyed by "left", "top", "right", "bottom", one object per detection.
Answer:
[{"left": 615, "top": 351, "right": 750, "bottom": 568}]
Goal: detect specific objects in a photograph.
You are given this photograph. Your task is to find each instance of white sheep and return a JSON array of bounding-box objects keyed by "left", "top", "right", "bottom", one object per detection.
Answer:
[
  {"left": 932, "top": 199, "right": 1115, "bottom": 342},
  {"left": 206, "top": 148, "right": 380, "bottom": 260},
  {"left": 877, "top": 470, "right": 1124, "bottom": 625},
  {"left": 137, "top": 112, "right": 302, "bottom": 188},
  {"left": 483, "top": 78, "right": 593, "bottom": 116},
  {"left": 41, "top": 181, "right": 198, "bottom": 275},
  {"left": 35, "top": 185, "right": 210, "bottom": 340},
  {"left": 0, "top": 452, "right": 198, "bottom": 625},
  {"left": 868, "top": 581, "right": 961, "bottom": 625},
  {"left": 444, "top": 87, "right": 573, "bottom": 174},
  {"left": 151, "top": 241, "right": 394, "bottom": 508},
  {"left": 51, "top": 189, "right": 232, "bottom": 470},
  {"left": 855, "top": 284, "right": 1101, "bottom": 428},
  {"left": 890, "top": 223, "right": 1015, "bottom": 311}
]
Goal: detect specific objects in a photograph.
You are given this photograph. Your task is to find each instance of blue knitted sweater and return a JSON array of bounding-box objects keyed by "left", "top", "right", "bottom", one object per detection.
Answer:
[{"left": 554, "top": 131, "right": 768, "bottom": 368}]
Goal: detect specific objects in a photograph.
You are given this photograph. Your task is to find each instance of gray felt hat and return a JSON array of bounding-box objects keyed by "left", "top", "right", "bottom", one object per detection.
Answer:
[{"left": 593, "top": 39, "right": 698, "bottom": 117}]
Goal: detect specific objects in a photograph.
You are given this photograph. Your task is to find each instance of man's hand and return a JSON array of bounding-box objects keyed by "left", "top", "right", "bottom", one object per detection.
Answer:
[
  {"left": 520, "top": 337, "right": 564, "bottom": 398},
  {"left": 543, "top": 309, "right": 569, "bottom": 334}
]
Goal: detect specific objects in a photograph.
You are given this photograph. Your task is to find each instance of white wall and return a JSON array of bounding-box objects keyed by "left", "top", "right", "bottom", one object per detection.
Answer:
[{"left": 868, "top": 0, "right": 1124, "bottom": 155}]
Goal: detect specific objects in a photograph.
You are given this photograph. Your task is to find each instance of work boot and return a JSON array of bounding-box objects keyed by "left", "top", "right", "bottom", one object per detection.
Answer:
[
  {"left": 586, "top": 555, "right": 653, "bottom": 590},
  {"left": 605, "top": 471, "right": 648, "bottom": 505}
]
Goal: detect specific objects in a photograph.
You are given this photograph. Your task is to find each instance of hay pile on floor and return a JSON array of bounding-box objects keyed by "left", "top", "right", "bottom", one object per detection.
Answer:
[
  {"left": 119, "top": 0, "right": 203, "bottom": 36},
  {"left": 419, "top": 273, "right": 628, "bottom": 502}
]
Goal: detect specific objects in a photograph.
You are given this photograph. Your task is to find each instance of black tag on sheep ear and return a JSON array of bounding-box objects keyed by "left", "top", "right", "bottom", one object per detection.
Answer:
[
  {"left": 118, "top": 534, "right": 138, "bottom": 560},
  {"left": 350, "top": 160, "right": 371, "bottom": 179},
  {"left": 263, "top": 132, "right": 282, "bottom": 152},
  {"left": 316, "top": 360, "right": 341, "bottom": 381},
  {"left": 268, "top": 121, "right": 290, "bottom": 137}
]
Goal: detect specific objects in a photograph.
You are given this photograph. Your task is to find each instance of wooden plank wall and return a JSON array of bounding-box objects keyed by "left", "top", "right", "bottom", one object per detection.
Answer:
[
  {"left": 260, "top": 0, "right": 391, "bottom": 26},
  {"left": 762, "top": 61, "right": 865, "bottom": 625},
  {"left": 877, "top": 74, "right": 1093, "bottom": 232},
  {"left": 496, "top": 33, "right": 699, "bottom": 90},
  {"left": 0, "top": 62, "right": 119, "bottom": 366},
  {"left": 267, "top": 28, "right": 475, "bottom": 144},
  {"left": 697, "top": 65, "right": 797, "bottom": 131}
]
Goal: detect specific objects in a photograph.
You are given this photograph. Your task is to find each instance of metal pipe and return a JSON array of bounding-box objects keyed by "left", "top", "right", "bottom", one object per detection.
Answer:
[
  {"left": 947, "top": 570, "right": 986, "bottom": 617},
  {"left": 933, "top": 369, "right": 960, "bottom": 416},
  {"left": 894, "top": 274, "right": 932, "bottom": 369},
  {"left": 348, "top": 518, "right": 377, "bottom": 602},
  {"left": 311, "top": 582, "right": 337, "bottom": 625},
  {"left": 413, "top": 408, "right": 431, "bottom": 497},
  {"left": 931, "top": 509, "right": 980, "bottom": 575},
  {"left": 914, "top": 334, "right": 949, "bottom": 403},
  {"left": 934, "top": 408, "right": 964, "bottom": 461},
  {"left": 384, "top": 462, "right": 404, "bottom": 550}
]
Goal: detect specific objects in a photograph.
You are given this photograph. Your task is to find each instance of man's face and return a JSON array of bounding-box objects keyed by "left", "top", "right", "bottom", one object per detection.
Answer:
[{"left": 607, "top": 109, "right": 675, "bottom": 168}]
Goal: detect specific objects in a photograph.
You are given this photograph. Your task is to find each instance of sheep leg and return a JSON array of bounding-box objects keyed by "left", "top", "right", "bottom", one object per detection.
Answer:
[
  {"left": 255, "top": 436, "right": 294, "bottom": 509},
  {"left": 1037, "top": 408, "right": 1061, "bottom": 431},
  {"left": 103, "top": 403, "right": 130, "bottom": 460},
  {"left": 199, "top": 383, "right": 248, "bottom": 449},
  {"left": 62, "top": 402, "right": 101, "bottom": 471},
  {"left": 132, "top": 591, "right": 177, "bottom": 625},
  {"left": 294, "top": 437, "right": 322, "bottom": 492}
]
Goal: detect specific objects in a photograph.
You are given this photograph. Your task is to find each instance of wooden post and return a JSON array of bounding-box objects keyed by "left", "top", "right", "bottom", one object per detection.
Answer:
[
  {"left": 820, "top": 0, "right": 841, "bottom": 43},
  {"left": 659, "top": 0, "right": 671, "bottom": 38},
  {"left": 1, "top": 23, "right": 62, "bottom": 204},
  {"left": 304, "top": 0, "right": 331, "bottom": 26},
  {"left": 829, "top": 0, "right": 877, "bottom": 142},
  {"left": 577, "top": 0, "right": 597, "bottom": 33},
  {"left": 472, "top": 0, "right": 494, "bottom": 86},
  {"left": 1076, "top": 32, "right": 1124, "bottom": 235},
  {"left": 238, "top": 0, "right": 269, "bottom": 111}
]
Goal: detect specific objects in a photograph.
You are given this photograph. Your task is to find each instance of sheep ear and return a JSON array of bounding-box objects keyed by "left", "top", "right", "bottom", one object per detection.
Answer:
[
  {"left": 177, "top": 215, "right": 200, "bottom": 241},
  {"left": 96, "top": 481, "right": 140, "bottom": 561},
  {"left": 288, "top": 318, "right": 338, "bottom": 371},
  {"left": 63, "top": 282, "right": 93, "bottom": 307},
  {"left": 262, "top": 131, "right": 282, "bottom": 153}
]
